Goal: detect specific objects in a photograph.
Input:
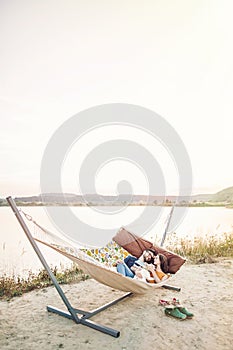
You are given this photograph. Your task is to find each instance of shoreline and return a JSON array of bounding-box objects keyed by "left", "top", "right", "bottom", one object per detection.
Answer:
[{"left": 1, "top": 203, "right": 232, "bottom": 207}]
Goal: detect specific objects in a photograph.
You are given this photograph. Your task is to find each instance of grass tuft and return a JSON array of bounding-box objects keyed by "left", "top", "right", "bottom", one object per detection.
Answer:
[{"left": 0, "top": 264, "right": 89, "bottom": 300}]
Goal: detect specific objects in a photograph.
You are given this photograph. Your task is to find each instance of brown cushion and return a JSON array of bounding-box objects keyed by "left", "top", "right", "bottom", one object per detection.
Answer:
[{"left": 113, "top": 227, "right": 186, "bottom": 274}]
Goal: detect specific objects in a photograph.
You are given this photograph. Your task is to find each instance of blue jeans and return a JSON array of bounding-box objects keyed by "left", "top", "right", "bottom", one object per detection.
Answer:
[{"left": 117, "top": 263, "right": 134, "bottom": 278}]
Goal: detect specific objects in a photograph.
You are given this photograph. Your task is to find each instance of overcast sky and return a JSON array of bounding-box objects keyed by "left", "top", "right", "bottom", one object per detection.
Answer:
[{"left": 1, "top": 0, "right": 233, "bottom": 197}]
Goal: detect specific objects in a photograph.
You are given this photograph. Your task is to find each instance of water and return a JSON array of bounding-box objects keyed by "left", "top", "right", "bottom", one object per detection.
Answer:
[{"left": 0, "top": 206, "right": 232, "bottom": 277}]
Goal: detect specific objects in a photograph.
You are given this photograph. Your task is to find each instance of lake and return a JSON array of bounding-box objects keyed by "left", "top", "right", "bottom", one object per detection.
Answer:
[{"left": 0, "top": 206, "right": 232, "bottom": 277}]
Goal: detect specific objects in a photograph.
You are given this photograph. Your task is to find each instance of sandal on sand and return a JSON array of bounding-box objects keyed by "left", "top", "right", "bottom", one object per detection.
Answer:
[
  {"left": 165, "top": 307, "right": 187, "bottom": 320},
  {"left": 159, "top": 299, "right": 171, "bottom": 307},
  {"left": 172, "top": 298, "right": 183, "bottom": 306}
]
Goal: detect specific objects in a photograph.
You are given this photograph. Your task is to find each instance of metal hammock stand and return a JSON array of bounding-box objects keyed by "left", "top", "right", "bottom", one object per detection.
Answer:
[{"left": 6, "top": 196, "right": 180, "bottom": 338}]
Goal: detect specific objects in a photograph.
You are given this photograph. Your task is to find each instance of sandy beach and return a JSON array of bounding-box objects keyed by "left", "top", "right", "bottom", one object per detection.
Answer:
[{"left": 0, "top": 259, "right": 233, "bottom": 350}]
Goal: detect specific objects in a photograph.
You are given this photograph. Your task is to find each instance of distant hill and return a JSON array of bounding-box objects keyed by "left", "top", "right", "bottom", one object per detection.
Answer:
[
  {"left": 14, "top": 193, "right": 169, "bottom": 204},
  {"left": 210, "top": 186, "right": 233, "bottom": 203},
  {"left": 191, "top": 193, "right": 213, "bottom": 202},
  {"left": 9, "top": 186, "right": 233, "bottom": 205}
]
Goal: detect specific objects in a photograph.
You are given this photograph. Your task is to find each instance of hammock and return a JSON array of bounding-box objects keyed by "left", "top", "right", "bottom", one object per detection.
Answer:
[
  {"left": 7, "top": 196, "right": 185, "bottom": 337},
  {"left": 22, "top": 212, "right": 185, "bottom": 294},
  {"left": 35, "top": 238, "right": 164, "bottom": 294}
]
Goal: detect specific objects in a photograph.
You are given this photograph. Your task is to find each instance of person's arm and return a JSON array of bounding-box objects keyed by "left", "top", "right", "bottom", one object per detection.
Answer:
[
  {"left": 132, "top": 266, "right": 143, "bottom": 279},
  {"left": 146, "top": 264, "right": 166, "bottom": 283},
  {"left": 125, "top": 256, "right": 144, "bottom": 278},
  {"left": 148, "top": 267, "right": 161, "bottom": 283},
  {"left": 130, "top": 265, "right": 137, "bottom": 273}
]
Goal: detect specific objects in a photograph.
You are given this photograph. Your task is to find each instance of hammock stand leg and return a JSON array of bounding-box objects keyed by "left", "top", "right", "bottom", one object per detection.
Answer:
[
  {"left": 6, "top": 196, "right": 132, "bottom": 338},
  {"left": 162, "top": 284, "right": 181, "bottom": 292}
]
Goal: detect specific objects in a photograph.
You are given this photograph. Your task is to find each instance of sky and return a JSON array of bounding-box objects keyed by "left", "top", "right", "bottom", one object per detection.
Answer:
[{"left": 1, "top": 0, "right": 233, "bottom": 198}]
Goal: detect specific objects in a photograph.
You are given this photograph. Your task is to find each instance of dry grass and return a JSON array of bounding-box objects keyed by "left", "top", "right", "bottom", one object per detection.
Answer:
[{"left": 166, "top": 232, "right": 233, "bottom": 263}]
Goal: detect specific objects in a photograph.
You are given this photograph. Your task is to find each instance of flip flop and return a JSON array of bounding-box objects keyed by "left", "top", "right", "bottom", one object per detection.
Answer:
[{"left": 159, "top": 299, "right": 172, "bottom": 307}]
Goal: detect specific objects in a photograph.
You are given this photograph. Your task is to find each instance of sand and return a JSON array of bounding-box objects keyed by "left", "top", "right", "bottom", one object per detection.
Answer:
[{"left": 0, "top": 259, "right": 233, "bottom": 350}]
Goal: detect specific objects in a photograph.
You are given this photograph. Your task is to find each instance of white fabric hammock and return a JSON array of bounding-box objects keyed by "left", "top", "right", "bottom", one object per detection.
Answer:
[
  {"left": 35, "top": 237, "right": 171, "bottom": 294},
  {"left": 18, "top": 209, "right": 180, "bottom": 294}
]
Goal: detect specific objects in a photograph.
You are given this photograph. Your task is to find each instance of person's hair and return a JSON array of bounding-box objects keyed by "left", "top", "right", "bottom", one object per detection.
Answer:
[
  {"left": 147, "top": 248, "right": 158, "bottom": 256},
  {"left": 142, "top": 249, "right": 158, "bottom": 264},
  {"left": 155, "top": 253, "right": 168, "bottom": 273}
]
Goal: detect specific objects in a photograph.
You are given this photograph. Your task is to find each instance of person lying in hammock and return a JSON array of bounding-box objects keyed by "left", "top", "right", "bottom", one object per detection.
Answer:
[
  {"left": 116, "top": 249, "right": 169, "bottom": 283},
  {"left": 146, "top": 253, "right": 169, "bottom": 283},
  {"left": 116, "top": 249, "right": 154, "bottom": 280}
]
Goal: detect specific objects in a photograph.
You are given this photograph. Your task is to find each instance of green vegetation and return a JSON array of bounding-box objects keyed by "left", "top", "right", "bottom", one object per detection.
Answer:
[
  {"left": 0, "top": 264, "right": 89, "bottom": 300},
  {"left": 166, "top": 232, "right": 233, "bottom": 264},
  {"left": 211, "top": 186, "right": 233, "bottom": 203}
]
